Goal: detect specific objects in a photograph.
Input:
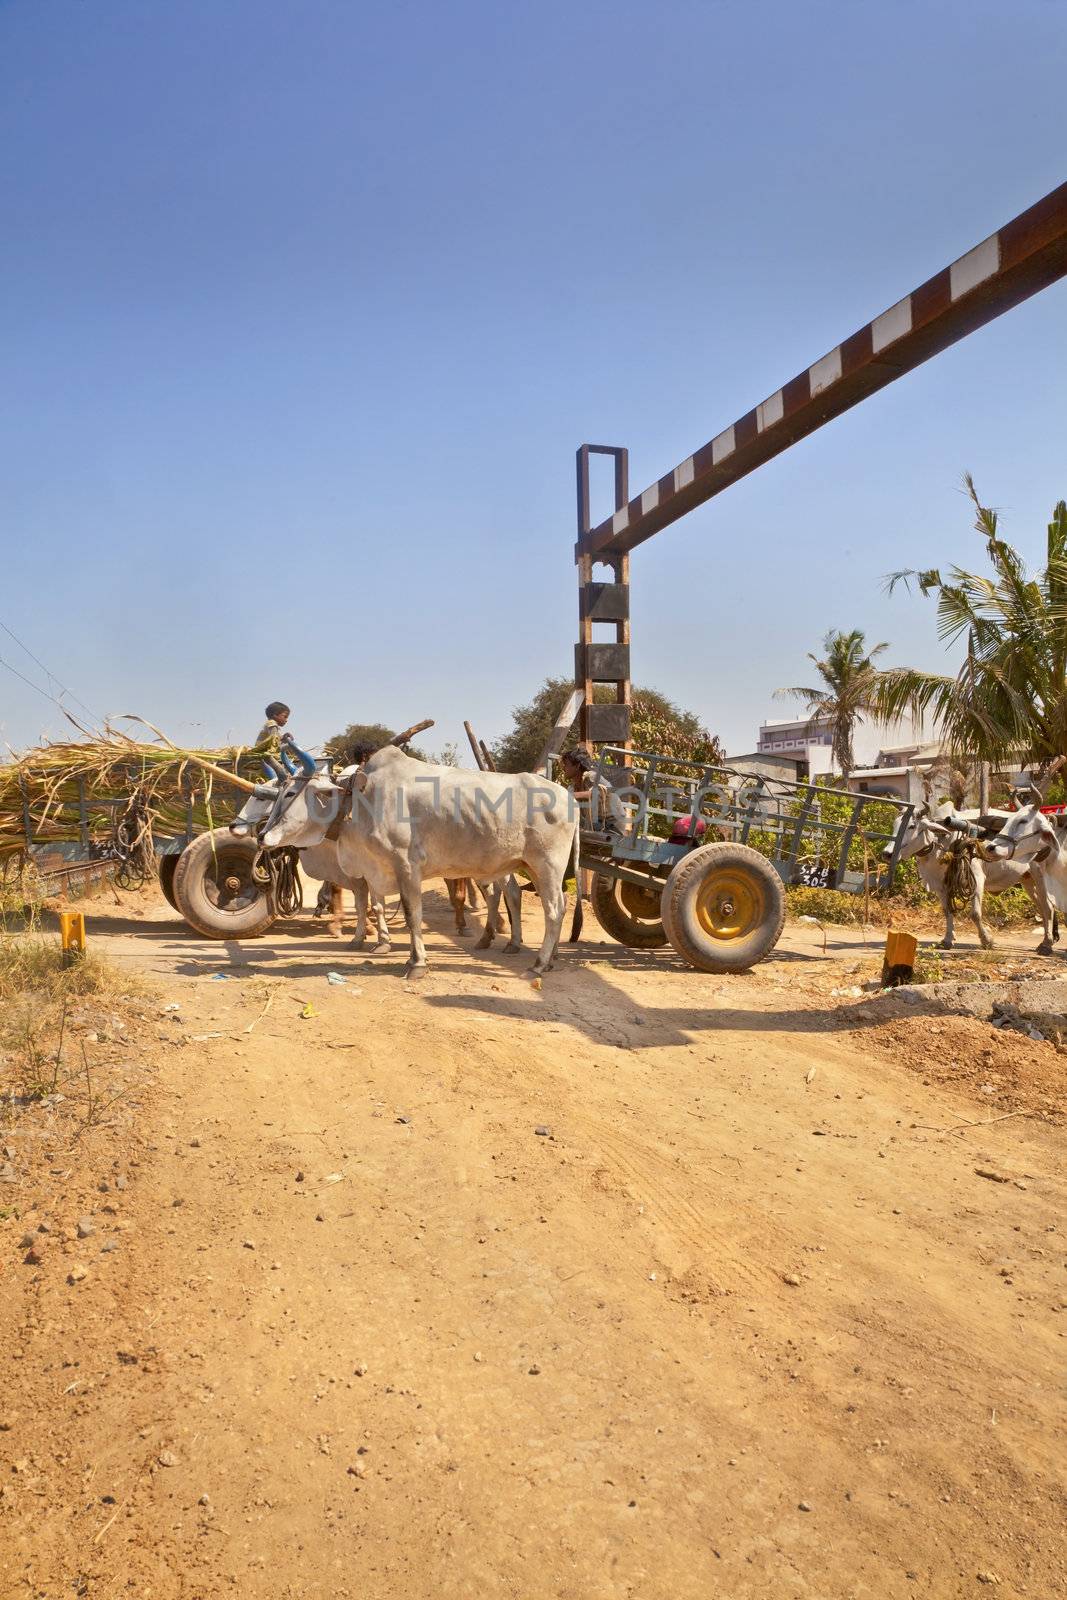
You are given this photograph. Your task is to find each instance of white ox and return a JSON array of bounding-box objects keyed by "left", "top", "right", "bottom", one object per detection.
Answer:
[
  {"left": 240, "top": 747, "right": 582, "bottom": 976},
  {"left": 979, "top": 804, "right": 1067, "bottom": 927},
  {"left": 232, "top": 803, "right": 394, "bottom": 952},
  {"left": 234, "top": 822, "right": 520, "bottom": 955},
  {"left": 883, "top": 803, "right": 1058, "bottom": 953}
]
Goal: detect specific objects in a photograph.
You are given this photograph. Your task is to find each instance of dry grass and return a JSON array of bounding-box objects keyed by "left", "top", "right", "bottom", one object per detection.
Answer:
[
  {"left": 0, "top": 927, "right": 112, "bottom": 1005},
  {"left": 1, "top": 918, "right": 152, "bottom": 1136},
  {"left": 786, "top": 883, "right": 1037, "bottom": 932}
]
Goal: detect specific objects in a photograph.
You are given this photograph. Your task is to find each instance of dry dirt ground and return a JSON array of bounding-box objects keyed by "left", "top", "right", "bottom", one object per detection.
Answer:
[{"left": 2, "top": 879, "right": 1065, "bottom": 1600}]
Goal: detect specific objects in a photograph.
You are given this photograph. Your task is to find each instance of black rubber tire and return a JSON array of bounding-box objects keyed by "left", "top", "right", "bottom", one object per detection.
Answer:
[
  {"left": 591, "top": 872, "right": 669, "bottom": 948},
  {"left": 158, "top": 853, "right": 181, "bottom": 911},
  {"left": 172, "top": 828, "right": 277, "bottom": 940},
  {"left": 661, "top": 843, "right": 784, "bottom": 973}
]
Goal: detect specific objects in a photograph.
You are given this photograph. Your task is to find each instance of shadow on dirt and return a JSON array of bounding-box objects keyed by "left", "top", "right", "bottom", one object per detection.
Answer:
[
  {"left": 50, "top": 895, "right": 1038, "bottom": 1051},
  {"left": 421, "top": 977, "right": 968, "bottom": 1050}
]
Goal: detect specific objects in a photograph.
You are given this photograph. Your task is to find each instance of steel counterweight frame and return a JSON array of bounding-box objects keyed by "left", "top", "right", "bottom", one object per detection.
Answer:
[{"left": 574, "top": 180, "right": 1067, "bottom": 748}]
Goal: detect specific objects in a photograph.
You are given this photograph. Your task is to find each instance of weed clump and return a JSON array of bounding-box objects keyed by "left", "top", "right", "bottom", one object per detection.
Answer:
[
  {"left": 787, "top": 883, "right": 1036, "bottom": 931},
  {"left": 1, "top": 916, "right": 150, "bottom": 1135},
  {"left": 0, "top": 931, "right": 110, "bottom": 1004}
]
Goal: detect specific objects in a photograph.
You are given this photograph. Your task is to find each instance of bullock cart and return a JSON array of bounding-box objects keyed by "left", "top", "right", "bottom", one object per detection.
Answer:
[
  {"left": 1, "top": 737, "right": 280, "bottom": 935},
  {"left": 4, "top": 735, "right": 914, "bottom": 968},
  {"left": 583, "top": 748, "right": 913, "bottom": 972},
  {"left": 162, "top": 719, "right": 434, "bottom": 938},
  {"left": 2, "top": 724, "right": 433, "bottom": 940}
]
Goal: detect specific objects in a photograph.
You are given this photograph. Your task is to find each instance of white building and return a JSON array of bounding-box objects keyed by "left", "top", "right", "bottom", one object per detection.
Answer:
[
  {"left": 737, "top": 715, "right": 934, "bottom": 791},
  {"left": 847, "top": 740, "right": 945, "bottom": 800},
  {"left": 756, "top": 714, "right": 833, "bottom": 758},
  {"left": 753, "top": 715, "right": 835, "bottom": 779}
]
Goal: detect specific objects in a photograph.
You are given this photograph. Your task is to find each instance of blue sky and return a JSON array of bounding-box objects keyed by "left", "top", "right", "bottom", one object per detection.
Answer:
[{"left": 1, "top": 0, "right": 1065, "bottom": 763}]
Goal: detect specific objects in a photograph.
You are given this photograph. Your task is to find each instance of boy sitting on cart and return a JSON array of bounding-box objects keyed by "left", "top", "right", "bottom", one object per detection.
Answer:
[{"left": 255, "top": 701, "right": 314, "bottom": 783}]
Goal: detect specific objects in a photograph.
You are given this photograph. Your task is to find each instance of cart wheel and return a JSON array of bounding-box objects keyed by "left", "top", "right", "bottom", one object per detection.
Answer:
[
  {"left": 662, "top": 843, "right": 784, "bottom": 973},
  {"left": 158, "top": 852, "right": 181, "bottom": 911},
  {"left": 172, "top": 829, "right": 277, "bottom": 940},
  {"left": 591, "top": 873, "right": 669, "bottom": 948}
]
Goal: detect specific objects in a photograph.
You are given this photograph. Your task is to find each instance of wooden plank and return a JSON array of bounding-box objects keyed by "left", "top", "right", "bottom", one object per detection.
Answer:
[
  {"left": 534, "top": 687, "right": 584, "bottom": 775},
  {"left": 391, "top": 718, "right": 434, "bottom": 748},
  {"left": 463, "top": 720, "right": 489, "bottom": 772}
]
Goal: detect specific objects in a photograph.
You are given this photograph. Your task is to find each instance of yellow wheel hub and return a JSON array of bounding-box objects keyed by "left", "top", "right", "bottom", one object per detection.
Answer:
[
  {"left": 696, "top": 868, "right": 764, "bottom": 941},
  {"left": 619, "top": 880, "right": 662, "bottom": 922}
]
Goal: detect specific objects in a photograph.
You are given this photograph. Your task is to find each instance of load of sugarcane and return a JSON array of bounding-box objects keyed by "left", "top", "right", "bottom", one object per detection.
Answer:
[{"left": 0, "top": 719, "right": 262, "bottom": 872}]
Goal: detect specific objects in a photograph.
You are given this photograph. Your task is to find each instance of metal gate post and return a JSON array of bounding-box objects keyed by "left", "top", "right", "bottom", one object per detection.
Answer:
[{"left": 575, "top": 444, "right": 631, "bottom": 752}]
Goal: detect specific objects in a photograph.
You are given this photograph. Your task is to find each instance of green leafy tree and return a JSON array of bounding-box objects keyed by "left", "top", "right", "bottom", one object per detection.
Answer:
[
  {"left": 493, "top": 676, "right": 724, "bottom": 774},
  {"left": 630, "top": 687, "right": 724, "bottom": 765},
  {"left": 778, "top": 629, "right": 888, "bottom": 781},
  {"left": 492, "top": 678, "right": 572, "bottom": 773},
  {"left": 874, "top": 476, "right": 1067, "bottom": 774}
]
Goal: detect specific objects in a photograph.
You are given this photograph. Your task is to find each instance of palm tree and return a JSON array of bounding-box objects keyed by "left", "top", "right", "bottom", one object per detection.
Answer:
[
  {"left": 778, "top": 628, "right": 888, "bottom": 781},
  {"left": 873, "top": 476, "right": 1067, "bottom": 776}
]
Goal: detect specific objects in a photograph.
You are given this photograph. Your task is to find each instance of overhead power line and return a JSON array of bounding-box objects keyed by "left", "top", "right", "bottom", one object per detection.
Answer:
[
  {"left": 0, "top": 652, "right": 72, "bottom": 709},
  {"left": 0, "top": 615, "right": 101, "bottom": 727}
]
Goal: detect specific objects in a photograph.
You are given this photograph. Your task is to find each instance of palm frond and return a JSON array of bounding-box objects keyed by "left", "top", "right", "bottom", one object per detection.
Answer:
[
  {"left": 775, "top": 686, "right": 827, "bottom": 704},
  {"left": 882, "top": 568, "right": 941, "bottom": 597}
]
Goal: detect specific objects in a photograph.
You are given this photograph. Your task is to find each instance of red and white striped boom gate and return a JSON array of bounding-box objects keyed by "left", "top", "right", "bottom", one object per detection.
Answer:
[{"left": 574, "top": 180, "right": 1067, "bottom": 750}]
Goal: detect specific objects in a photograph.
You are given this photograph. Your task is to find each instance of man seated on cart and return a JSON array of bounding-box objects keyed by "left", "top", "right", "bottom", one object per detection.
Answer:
[{"left": 560, "top": 749, "right": 627, "bottom": 835}]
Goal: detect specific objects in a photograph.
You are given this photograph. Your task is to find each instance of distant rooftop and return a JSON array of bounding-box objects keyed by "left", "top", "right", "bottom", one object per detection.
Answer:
[
  {"left": 758, "top": 714, "right": 831, "bottom": 730},
  {"left": 877, "top": 739, "right": 942, "bottom": 758}
]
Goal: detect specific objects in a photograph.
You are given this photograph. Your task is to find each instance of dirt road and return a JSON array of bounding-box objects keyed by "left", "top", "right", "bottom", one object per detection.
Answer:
[{"left": 3, "top": 884, "right": 1065, "bottom": 1599}]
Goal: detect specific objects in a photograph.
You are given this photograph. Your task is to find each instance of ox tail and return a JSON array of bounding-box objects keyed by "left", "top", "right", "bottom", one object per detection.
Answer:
[{"left": 568, "top": 824, "right": 584, "bottom": 942}]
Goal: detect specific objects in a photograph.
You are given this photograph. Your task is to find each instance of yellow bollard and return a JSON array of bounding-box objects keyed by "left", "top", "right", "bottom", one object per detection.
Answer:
[
  {"left": 59, "top": 911, "right": 86, "bottom": 965},
  {"left": 881, "top": 927, "right": 917, "bottom": 988}
]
